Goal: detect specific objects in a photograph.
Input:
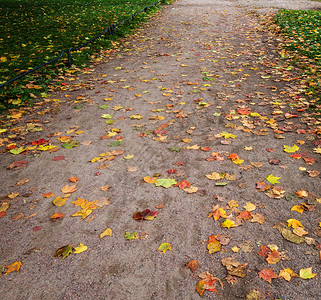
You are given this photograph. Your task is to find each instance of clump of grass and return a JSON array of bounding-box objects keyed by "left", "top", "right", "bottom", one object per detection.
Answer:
[
  {"left": 274, "top": 10, "right": 321, "bottom": 107},
  {"left": 0, "top": 0, "right": 161, "bottom": 109}
]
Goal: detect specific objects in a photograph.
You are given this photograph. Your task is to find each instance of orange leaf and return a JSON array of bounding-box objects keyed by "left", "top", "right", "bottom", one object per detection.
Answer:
[
  {"left": 258, "top": 268, "right": 277, "bottom": 283},
  {"left": 42, "top": 192, "right": 55, "bottom": 198},
  {"left": 143, "top": 176, "right": 157, "bottom": 183},
  {"left": 174, "top": 180, "right": 191, "bottom": 189},
  {"left": 186, "top": 260, "right": 200, "bottom": 272},
  {"left": 51, "top": 212, "right": 65, "bottom": 220},
  {"left": 61, "top": 184, "right": 77, "bottom": 194},
  {"left": 69, "top": 177, "right": 79, "bottom": 183},
  {"left": 266, "top": 250, "right": 281, "bottom": 264},
  {"left": 5, "top": 261, "right": 22, "bottom": 275},
  {"left": 237, "top": 211, "right": 252, "bottom": 222}
]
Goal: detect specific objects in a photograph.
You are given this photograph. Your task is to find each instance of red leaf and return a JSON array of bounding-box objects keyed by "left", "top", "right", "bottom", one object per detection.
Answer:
[
  {"left": 265, "top": 148, "right": 275, "bottom": 152},
  {"left": 8, "top": 161, "right": 28, "bottom": 170},
  {"left": 166, "top": 169, "right": 177, "bottom": 175},
  {"left": 33, "top": 226, "right": 43, "bottom": 232},
  {"left": 32, "top": 138, "right": 49, "bottom": 145},
  {"left": 0, "top": 212, "right": 6, "bottom": 218},
  {"left": 52, "top": 156, "right": 65, "bottom": 161},
  {"left": 133, "top": 209, "right": 158, "bottom": 220},
  {"left": 174, "top": 180, "right": 191, "bottom": 189},
  {"left": 258, "top": 268, "right": 277, "bottom": 283},
  {"left": 201, "top": 146, "right": 212, "bottom": 152},
  {"left": 257, "top": 245, "right": 271, "bottom": 257}
]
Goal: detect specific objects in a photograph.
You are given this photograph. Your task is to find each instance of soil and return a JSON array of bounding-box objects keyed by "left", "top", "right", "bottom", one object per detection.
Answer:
[{"left": 1, "top": 0, "right": 321, "bottom": 299}]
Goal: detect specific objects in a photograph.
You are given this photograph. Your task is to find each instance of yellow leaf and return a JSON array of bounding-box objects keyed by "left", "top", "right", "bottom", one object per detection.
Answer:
[
  {"left": 232, "top": 246, "right": 240, "bottom": 252},
  {"left": 291, "top": 205, "right": 304, "bottom": 214},
  {"left": 5, "top": 261, "right": 22, "bottom": 275},
  {"left": 186, "top": 144, "right": 200, "bottom": 150},
  {"left": 100, "top": 228, "right": 113, "bottom": 239},
  {"left": 53, "top": 196, "right": 68, "bottom": 206},
  {"left": 8, "top": 192, "right": 19, "bottom": 199},
  {"left": 71, "top": 208, "right": 92, "bottom": 220},
  {"left": 287, "top": 219, "right": 304, "bottom": 228},
  {"left": 313, "top": 148, "right": 321, "bottom": 154},
  {"left": 205, "top": 172, "right": 224, "bottom": 180},
  {"left": 221, "top": 219, "right": 235, "bottom": 228},
  {"left": 299, "top": 267, "right": 317, "bottom": 279},
  {"left": 243, "top": 202, "right": 256, "bottom": 212},
  {"left": 124, "top": 155, "right": 134, "bottom": 160},
  {"left": 279, "top": 268, "right": 297, "bottom": 281},
  {"left": 0, "top": 202, "right": 9, "bottom": 213},
  {"left": 183, "top": 186, "right": 198, "bottom": 193},
  {"left": 284, "top": 145, "right": 299, "bottom": 153},
  {"left": 232, "top": 158, "right": 244, "bottom": 164},
  {"left": 207, "top": 241, "right": 221, "bottom": 254},
  {"left": 73, "top": 243, "right": 87, "bottom": 254},
  {"left": 158, "top": 243, "right": 172, "bottom": 253},
  {"left": 228, "top": 200, "right": 239, "bottom": 208},
  {"left": 143, "top": 176, "right": 157, "bottom": 183}
]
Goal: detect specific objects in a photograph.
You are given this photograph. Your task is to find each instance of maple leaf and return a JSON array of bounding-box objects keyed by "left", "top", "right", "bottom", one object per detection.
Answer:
[
  {"left": 196, "top": 272, "right": 221, "bottom": 296},
  {"left": 100, "top": 228, "right": 112, "bottom": 239},
  {"left": 73, "top": 243, "right": 88, "bottom": 254},
  {"left": 166, "top": 168, "right": 177, "bottom": 175},
  {"left": 279, "top": 268, "right": 297, "bottom": 281},
  {"left": 258, "top": 268, "right": 277, "bottom": 283},
  {"left": 158, "top": 243, "right": 172, "bottom": 253},
  {"left": 42, "top": 192, "right": 55, "bottom": 198},
  {"left": 174, "top": 180, "right": 191, "bottom": 189},
  {"left": 266, "top": 174, "right": 280, "bottom": 184},
  {"left": 207, "top": 235, "right": 221, "bottom": 254},
  {"left": 143, "top": 176, "right": 157, "bottom": 183},
  {"left": 52, "top": 196, "right": 68, "bottom": 206},
  {"left": 291, "top": 205, "right": 304, "bottom": 214},
  {"left": 257, "top": 245, "right": 271, "bottom": 257},
  {"left": 133, "top": 209, "right": 158, "bottom": 221},
  {"left": 237, "top": 211, "right": 252, "bottom": 222},
  {"left": 299, "top": 267, "right": 317, "bottom": 279},
  {"left": 5, "top": 261, "right": 22, "bottom": 275},
  {"left": 284, "top": 144, "right": 299, "bottom": 153},
  {"left": 186, "top": 260, "right": 200, "bottom": 273},
  {"left": 313, "top": 147, "right": 321, "bottom": 154},
  {"left": 296, "top": 190, "right": 308, "bottom": 198},
  {"left": 221, "top": 257, "right": 248, "bottom": 278},
  {"left": 208, "top": 206, "right": 227, "bottom": 221},
  {"left": 54, "top": 245, "right": 73, "bottom": 259},
  {"left": 266, "top": 250, "right": 281, "bottom": 264},
  {"left": 220, "top": 132, "right": 236, "bottom": 139},
  {"left": 51, "top": 212, "right": 64, "bottom": 220},
  {"left": 155, "top": 178, "right": 177, "bottom": 188},
  {"left": 184, "top": 186, "right": 198, "bottom": 193},
  {"left": 124, "top": 232, "right": 138, "bottom": 240},
  {"left": 243, "top": 202, "right": 256, "bottom": 212},
  {"left": 205, "top": 172, "right": 225, "bottom": 180},
  {"left": 8, "top": 160, "right": 28, "bottom": 170},
  {"left": 250, "top": 213, "right": 266, "bottom": 224},
  {"left": 61, "top": 184, "right": 77, "bottom": 194},
  {"left": 69, "top": 177, "right": 79, "bottom": 183},
  {"left": 287, "top": 218, "right": 304, "bottom": 228},
  {"left": 221, "top": 219, "right": 235, "bottom": 228}
]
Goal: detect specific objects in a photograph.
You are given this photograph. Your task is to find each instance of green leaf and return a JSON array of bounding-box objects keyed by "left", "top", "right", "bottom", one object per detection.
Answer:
[
  {"left": 54, "top": 245, "right": 73, "bottom": 259},
  {"left": 99, "top": 105, "right": 109, "bottom": 109},
  {"left": 10, "top": 147, "right": 25, "bottom": 155},
  {"left": 281, "top": 228, "right": 305, "bottom": 244},
  {"left": 168, "top": 147, "right": 181, "bottom": 152},
  {"left": 266, "top": 174, "right": 281, "bottom": 184},
  {"left": 158, "top": 242, "right": 172, "bottom": 253},
  {"left": 101, "top": 114, "right": 113, "bottom": 119},
  {"left": 124, "top": 232, "right": 138, "bottom": 240},
  {"left": 105, "top": 119, "right": 115, "bottom": 124},
  {"left": 299, "top": 267, "right": 317, "bottom": 279},
  {"left": 155, "top": 178, "right": 177, "bottom": 188},
  {"left": 110, "top": 141, "right": 121, "bottom": 147},
  {"left": 61, "top": 141, "right": 79, "bottom": 149},
  {"left": 215, "top": 182, "right": 228, "bottom": 186}
]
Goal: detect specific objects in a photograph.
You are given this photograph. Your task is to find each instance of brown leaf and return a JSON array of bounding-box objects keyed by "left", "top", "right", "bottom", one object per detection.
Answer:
[
  {"left": 8, "top": 161, "right": 28, "bottom": 170},
  {"left": 186, "top": 260, "right": 200, "bottom": 273},
  {"left": 16, "top": 178, "right": 29, "bottom": 186},
  {"left": 250, "top": 213, "right": 266, "bottom": 224}
]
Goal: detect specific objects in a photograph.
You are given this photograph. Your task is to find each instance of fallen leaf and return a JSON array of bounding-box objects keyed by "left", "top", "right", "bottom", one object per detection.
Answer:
[
  {"left": 266, "top": 174, "right": 281, "bottom": 184},
  {"left": 133, "top": 209, "right": 158, "bottom": 221},
  {"left": 287, "top": 218, "right": 304, "bottom": 228},
  {"left": 100, "top": 228, "right": 113, "bottom": 239},
  {"left": 5, "top": 261, "right": 22, "bottom": 275},
  {"left": 124, "top": 232, "right": 138, "bottom": 240},
  {"left": 250, "top": 213, "right": 266, "bottom": 224},
  {"left": 281, "top": 228, "right": 305, "bottom": 244},
  {"left": 51, "top": 212, "right": 64, "bottom": 220},
  {"left": 61, "top": 184, "right": 77, "bottom": 194},
  {"left": 279, "top": 268, "right": 297, "bottom": 281},
  {"left": 73, "top": 243, "right": 88, "bottom": 254},
  {"left": 184, "top": 186, "right": 198, "bottom": 193},
  {"left": 186, "top": 260, "right": 200, "bottom": 272},
  {"left": 258, "top": 268, "right": 277, "bottom": 283},
  {"left": 100, "top": 185, "right": 110, "bottom": 191},
  {"left": 158, "top": 243, "right": 172, "bottom": 253},
  {"left": 299, "top": 267, "right": 317, "bottom": 279},
  {"left": 42, "top": 192, "right": 55, "bottom": 198},
  {"left": 266, "top": 250, "right": 281, "bottom": 264},
  {"left": 8, "top": 161, "right": 28, "bottom": 170},
  {"left": 155, "top": 178, "right": 177, "bottom": 188},
  {"left": 54, "top": 245, "right": 73, "bottom": 259},
  {"left": 69, "top": 177, "right": 79, "bottom": 183},
  {"left": 52, "top": 196, "right": 68, "bottom": 206}
]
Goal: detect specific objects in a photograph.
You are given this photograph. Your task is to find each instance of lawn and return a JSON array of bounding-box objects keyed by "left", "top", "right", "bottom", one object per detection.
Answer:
[
  {"left": 274, "top": 9, "right": 321, "bottom": 105},
  {"left": 0, "top": 0, "right": 162, "bottom": 108}
]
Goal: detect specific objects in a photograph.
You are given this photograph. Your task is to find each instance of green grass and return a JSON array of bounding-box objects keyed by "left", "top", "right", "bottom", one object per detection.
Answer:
[
  {"left": 0, "top": 0, "right": 162, "bottom": 109},
  {"left": 274, "top": 10, "right": 321, "bottom": 105}
]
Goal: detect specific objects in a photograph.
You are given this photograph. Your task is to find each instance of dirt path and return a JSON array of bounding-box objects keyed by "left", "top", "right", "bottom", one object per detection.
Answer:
[{"left": 1, "top": 0, "right": 321, "bottom": 299}]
